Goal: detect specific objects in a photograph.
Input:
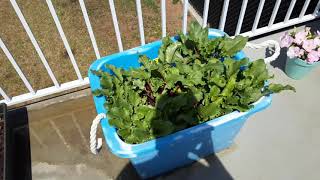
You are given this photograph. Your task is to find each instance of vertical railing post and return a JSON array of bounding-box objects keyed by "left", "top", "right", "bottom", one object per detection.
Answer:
[
  {"left": 0, "top": 87, "right": 11, "bottom": 102},
  {"left": 136, "top": 0, "right": 145, "bottom": 45},
  {"left": 285, "top": 0, "right": 297, "bottom": 22},
  {"left": 46, "top": 0, "right": 83, "bottom": 81},
  {"left": 219, "top": 0, "right": 230, "bottom": 31},
  {"left": 252, "top": 0, "right": 266, "bottom": 33},
  {"left": 161, "top": 0, "right": 166, "bottom": 37},
  {"left": 202, "top": 0, "right": 210, "bottom": 28},
  {"left": 299, "top": 0, "right": 311, "bottom": 18},
  {"left": 182, "top": 0, "right": 189, "bottom": 35},
  {"left": 235, "top": 0, "right": 248, "bottom": 35},
  {"left": 10, "top": 0, "right": 59, "bottom": 88},
  {"left": 268, "top": 0, "right": 282, "bottom": 27},
  {"left": 314, "top": 0, "right": 320, "bottom": 16},
  {"left": 79, "top": 0, "right": 101, "bottom": 59},
  {"left": 0, "top": 38, "right": 35, "bottom": 94},
  {"left": 108, "top": 0, "right": 123, "bottom": 52}
]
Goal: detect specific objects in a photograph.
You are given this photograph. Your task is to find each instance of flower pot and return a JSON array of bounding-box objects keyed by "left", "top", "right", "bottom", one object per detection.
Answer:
[
  {"left": 89, "top": 29, "right": 272, "bottom": 179},
  {"left": 285, "top": 57, "right": 320, "bottom": 80}
]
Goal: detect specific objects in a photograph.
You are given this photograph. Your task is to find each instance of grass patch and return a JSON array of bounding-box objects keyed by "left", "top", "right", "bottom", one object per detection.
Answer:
[{"left": 0, "top": 0, "right": 195, "bottom": 100}]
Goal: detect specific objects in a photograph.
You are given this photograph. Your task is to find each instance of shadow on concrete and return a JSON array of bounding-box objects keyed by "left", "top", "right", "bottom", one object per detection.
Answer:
[
  {"left": 157, "top": 153, "right": 234, "bottom": 180},
  {"left": 308, "top": 19, "right": 320, "bottom": 33},
  {"left": 116, "top": 163, "right": 140, "bottom": 180},
  {"left": 116, "top": 154, "right": 233, "bottom": 180},
  {"left": 5, "top": 106, "right": 32, "bottom": 180},
  {"left": 115, "top": 89, "right": 233, "bottom": 180},
  {"left": 268, "top": 47, "right": 287, "bottom": 72}
]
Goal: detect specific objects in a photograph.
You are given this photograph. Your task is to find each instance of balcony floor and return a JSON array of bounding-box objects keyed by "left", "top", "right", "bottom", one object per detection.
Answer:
[{"left": 27, "top": 21, "right": 320, "bottom": 180}]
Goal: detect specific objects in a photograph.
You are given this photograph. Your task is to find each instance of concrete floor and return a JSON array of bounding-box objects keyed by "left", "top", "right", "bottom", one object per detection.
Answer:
[{"left": 27, "top": 21, "right": 320, "bottom": 180}]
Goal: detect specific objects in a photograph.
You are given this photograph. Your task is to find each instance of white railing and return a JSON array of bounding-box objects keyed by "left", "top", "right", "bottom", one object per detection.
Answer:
[{"left": 1, "top": 0, "right": 320, "bottom": 106}]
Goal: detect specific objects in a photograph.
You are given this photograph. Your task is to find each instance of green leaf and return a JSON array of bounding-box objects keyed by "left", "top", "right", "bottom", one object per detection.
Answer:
[
  {"left": 117, "top": 128, "right": 131, "bottom": 139},
  {"left": 223, "top": 58, "right": 249, "bottom": 78},
  {"left": 132, "top": 79, "right": 145, "bottom": 90},
  {"left": 92, "top": 89, "right": 103, "bottom": 96},
  {"left": 225, "top": 104, "right": 252, "bottom": 112},
  {"left": 150, "top": 78, "right": 164, "bottom": 92},
  {"left": 139, "top": 55, "right": 152, "bottom": 69},
  {"left": 199, "top": 102, "right": 221, "bottom": 120},
  {"left": 131, "top": 69, "right": 150, "bottom": 79},
  {"left": 106, "top": 64, "right": 123, "bottom": 82},
  {"left": 176, "top": 110, "right": 197, "bottom": 124},
  {"left": 190, "top": 87, "right": 204, "bottom": 102},
  {"left": 189, "top": 70, "right": 204, "bottom": 85},
  {"left": 165, "top": 42, "right": 182, "bottom": 63},
  {"left": 264, "top": 84, "right": 296, "bottom": 94},
  {"left": 225, "top": 96, "right": 239, "bottom": 105},
  {"left": 91, "top": 70, "right": 104, "bottom": 77},
  {"left": 151, "top": 120, "right": 174, "bottom": 137},
  {"left": 100, "top": 76, "right": 113, "bottom": 89},
  {"left": 176, "top": 62, "right": 192, "bottom": 74},
  {"left": 236, "top": 78, "right": 252, "bottom": 90},
  {"left": 128, "top": 90, "right": 140, "bottom": 106},
  {"left": 188, "top": 21, "right": 208, "bottom": 45},
  {"left": 159, "top": 36, "right": 173, "bottom": 62},
  {"left": 209, "top": 85, "right": 221, "bottom": 99},
  {"left": 131, "top": 128, "right": 150, "bottom": 141},
  {"left": 108, "top": 118, "right": 124, "bottom": 129},
  {"left": 239, "top": 87, "right": 263, "bottom": 104},
  {"left": 220, "top": 35, "right": 248, "bottom": 56},
  {"left": 243, "top": 59, "right": 268, "bottom": 84},
  {"left": 135, "top": 105, "right": 155, "bottom": 117},
  {"left": 210, "top": 74, "right": 226, "bottom": 88},
  {"left": 163, "top": 67, "right": 184, "bottom": 88},
  {"left": 221, "top": 73, "right": 237, "bottom": 97}
]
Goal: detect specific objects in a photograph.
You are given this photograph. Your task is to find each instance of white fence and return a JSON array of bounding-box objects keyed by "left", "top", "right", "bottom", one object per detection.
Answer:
[{"left": 1, "top": 0, "right": 320, "bottom": 106}]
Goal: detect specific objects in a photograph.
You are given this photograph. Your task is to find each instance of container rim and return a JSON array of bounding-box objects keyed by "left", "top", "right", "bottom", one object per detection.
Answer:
[{"left": 287, "top": 57, "right": 320, "bottom": 67}]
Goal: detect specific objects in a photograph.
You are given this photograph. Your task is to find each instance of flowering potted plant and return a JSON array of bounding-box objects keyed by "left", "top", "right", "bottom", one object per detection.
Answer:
[{"left": 280, "top": 27, "right": 320, "bottom": 79}]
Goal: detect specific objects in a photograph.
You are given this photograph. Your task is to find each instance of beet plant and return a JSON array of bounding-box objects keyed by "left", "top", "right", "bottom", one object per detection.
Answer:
[{"left": 93, "top": 22, "right": 295, "bottom": 144}]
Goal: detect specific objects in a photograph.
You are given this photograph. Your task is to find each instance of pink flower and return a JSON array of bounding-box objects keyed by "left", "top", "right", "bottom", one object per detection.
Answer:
[
  {"left": 299, "top": 49, "right": 305, "bottom": 57},
  {"left": 314, "top": 37, "right": 320, "bottom": 46},
  {"left": 280, "top": 32, "right": 293, "bottom": 47},
  {"left": 294, "top": 31, "right": 307, "bottom": 45},
  {"left": 307, "top": 50, "right": 319, "bottom": 63},
  {"left": 302, "top": 39, "right": 317, "bottom": 52},
  {"left": 287, "top": 46, "right": 301, "bottom": 58},
  {"left": 318, "top": 48, "right": 320, "bottom": 56}
]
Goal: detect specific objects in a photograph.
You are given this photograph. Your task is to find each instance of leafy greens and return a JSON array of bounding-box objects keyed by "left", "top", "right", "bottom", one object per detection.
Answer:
[{"left": 92, "top": 22, "right": 295, "bottom": 144}]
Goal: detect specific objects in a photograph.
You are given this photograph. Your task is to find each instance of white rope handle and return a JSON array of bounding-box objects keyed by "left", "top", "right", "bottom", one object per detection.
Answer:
[
  {"left": 90, "top": 113, "right": 106, "bottom": 154},
  {"left": 245, "top": 40, "right": 280, "bottom": 64}
]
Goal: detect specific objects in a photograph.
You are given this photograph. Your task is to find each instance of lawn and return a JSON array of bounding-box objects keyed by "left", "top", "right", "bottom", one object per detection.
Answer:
[{"left": 0, "top": 0, "right": 194, "bottom": 99}]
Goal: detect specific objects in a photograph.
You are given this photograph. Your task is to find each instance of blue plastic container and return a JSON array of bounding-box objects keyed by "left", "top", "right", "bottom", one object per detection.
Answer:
[{"left": 89, "top": 29, "right": 272, "bottom": 179}]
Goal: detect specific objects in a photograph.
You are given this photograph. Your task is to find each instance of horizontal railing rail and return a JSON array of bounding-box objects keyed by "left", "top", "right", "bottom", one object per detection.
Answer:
[{"left": 1, "top": 0, "right": 320, "bottom": 106}]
